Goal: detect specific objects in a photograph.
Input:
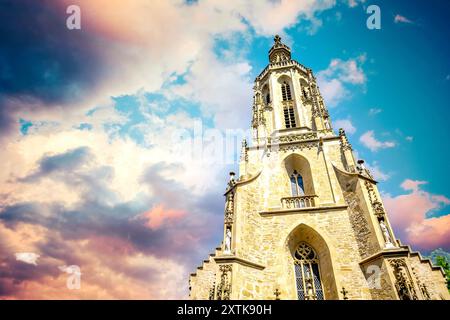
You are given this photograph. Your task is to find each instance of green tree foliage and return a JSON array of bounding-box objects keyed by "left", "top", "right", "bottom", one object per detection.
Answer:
[{"left": 428, "top": 248, "right": 450, "bottom": 291}]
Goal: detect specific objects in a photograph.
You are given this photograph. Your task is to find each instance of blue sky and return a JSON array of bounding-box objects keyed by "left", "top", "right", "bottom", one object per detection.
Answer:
[{"left": 0, "top": 0, "right": 449, "bottom": 299}]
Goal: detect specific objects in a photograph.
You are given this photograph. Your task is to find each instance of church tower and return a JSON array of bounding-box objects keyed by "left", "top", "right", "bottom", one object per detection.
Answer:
[{"left": 189, "top": 36, "right": 449, "bottom": 300}]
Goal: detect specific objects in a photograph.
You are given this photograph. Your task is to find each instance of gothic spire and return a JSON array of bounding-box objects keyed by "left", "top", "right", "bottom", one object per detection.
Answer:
[{"left": 268, "top": 35, "right": 291, "bottom": 63}]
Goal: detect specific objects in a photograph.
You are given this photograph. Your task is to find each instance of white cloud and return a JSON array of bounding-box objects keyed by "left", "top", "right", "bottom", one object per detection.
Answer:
[
  {"left": 317, "top": 78, "right": 347, "bottom": 107},
  {"left": 365, "top": 162, "right": 390, "bottom": 181},
  {"left": 224, "top": 0, "right": 336, "bottom": 36},
  {"left": 15, "top": 252, "right": 40, "bottom": 265},
  {"left": 169, "top": 49, "right": 253, "bottom": 129},
  {"left": 1, "top": 1, "right": 368, "bottom": 299},
  {"left": 347, "top": 0, "right": 366, "bottom": 8},
  {"left": 406, "top": 136, "right": 414, "bottom": 142},
  {"left": 359, "top": 130, "right": 396, "bottom": 152},
  {"left": 317, "top": 55, "right": 367, "bottom": 107},
  {"left": 368, "top": 108, "right": 382, "bottom": 116},
  {"left": 334, "top": 119, "right": 356, "bottom": 134}
]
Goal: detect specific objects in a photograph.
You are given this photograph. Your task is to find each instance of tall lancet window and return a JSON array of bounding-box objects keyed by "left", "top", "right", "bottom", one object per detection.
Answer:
[
  {"left": 294, "top": 242, "right": 324, "bottom": 300},
  {"left": 284, "top": 106, "right": 296, "bottom": 128},
  {"left": 281, "top": 81, "right": 292, "bottom": 101},
  {"left": 290, "top": 170, "right": 305, "bottom": 196}
]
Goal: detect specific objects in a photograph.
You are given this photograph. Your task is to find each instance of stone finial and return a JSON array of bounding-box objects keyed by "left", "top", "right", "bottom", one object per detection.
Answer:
[
  {"left": 339, "top": 128, "right": 352, "bottom": 151},
  {"left": 240, "top": 139, "right": 248, "bottom": 162},
  {"left": 274, "top": 34, "right": 281, "bottom": 45},
  {"left": 226, "top": 172, "right": 236, "bottom": 190}
]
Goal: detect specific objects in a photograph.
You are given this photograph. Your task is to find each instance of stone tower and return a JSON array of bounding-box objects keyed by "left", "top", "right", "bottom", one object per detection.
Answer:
[{"left": 189, "top": 36, "right": 449, "bottom": 300}]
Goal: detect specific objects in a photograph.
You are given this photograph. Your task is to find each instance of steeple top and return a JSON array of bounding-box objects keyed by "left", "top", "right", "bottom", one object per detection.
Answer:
[
  {"left": 274, "top": 35, "right": 282, "bottom": 45},
  {"left": 269, "top": 35, "right": 291, "bottom": 63}
]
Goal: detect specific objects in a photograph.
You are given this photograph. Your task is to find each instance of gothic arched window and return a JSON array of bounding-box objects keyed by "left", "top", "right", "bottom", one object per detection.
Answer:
[
  {"left": 294, "top": 242, "right": 324, "bottom": 300},
  {"left": 281, "top": 81, "right": 292, "bottom": 101},
  {"left": 284, "top": 106, "right": 296, "bottom": 128},
  {"left": 290, "top": 170, "right": 305, "bottom": 196}
]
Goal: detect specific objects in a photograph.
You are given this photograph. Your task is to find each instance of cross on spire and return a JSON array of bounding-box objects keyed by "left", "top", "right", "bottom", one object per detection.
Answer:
[
  {"left": 274, "top": 34, "right": 281, "bottom": 45},
  {"left": 274, "top": 288, "right": 281, "bottom": 300},
  {"left": 340, "top": 287, "right": 349, "bottom": 300}
]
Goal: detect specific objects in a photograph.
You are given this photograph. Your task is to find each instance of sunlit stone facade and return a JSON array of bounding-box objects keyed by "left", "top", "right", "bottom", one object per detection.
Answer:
[{"left": 189, "top": 36, "right": 449, "bottom": 300}]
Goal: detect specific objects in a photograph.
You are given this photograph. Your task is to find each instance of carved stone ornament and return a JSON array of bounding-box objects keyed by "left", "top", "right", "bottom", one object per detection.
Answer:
[
  {"left": 338, "top": 128, "right": 353, "bottom": 151},
  {"left": 208, "top": 282, "right": 216, "bottom": 300},
  {"left": 372, "top": 201, "right": 385, "bottom": 218},
  {"left": 364, "top": 181, "right": 386, "bottom": 217},
  {"left": 412, "top": 267, "right": 431, "bottom": 300},
  {"left": 275, "top": 132, "right": 318, "bottom": 143},
  {"left": 240, "top": 139, "right": 248, "bottom": 162},
  {"left": 216, "top": 265, "right": 232, "bottom": 300},
  {"left": 279, "top": 142, "right": 317, "bottom": 153},
  {"left": 389, "top": 259, "right": 418, "bottom": 300},
  {"left": 224, "top": 192, "right": 234, "bottom": 225},
  {"left": 223, "top": 228, "right": 232, "bottom": 254}
]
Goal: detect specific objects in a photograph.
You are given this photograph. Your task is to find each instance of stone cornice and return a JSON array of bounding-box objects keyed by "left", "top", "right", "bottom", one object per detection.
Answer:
[
  {"left": 256, "top": 59, "right": 309, "bottom": 82},
  {"left": 333, "top": 164, "right": 378, "bottom": 184},
  {"left": 247, "top": 134, "right": 340, "bottom": 152},
  {"left": 259, "top": 204, "right": 348, "bottom": 216},
  {"left": 359, "top": 248, "right": 410, "bottom": 266},
  {"left": 358, "top": 247, "right": 445, "bottom": 276},
  {"left": 214, "top": 255, "right": 265, "bottom": 270},
  {"left": 396, "top": 242, "right": 447, "bottom": 275}
]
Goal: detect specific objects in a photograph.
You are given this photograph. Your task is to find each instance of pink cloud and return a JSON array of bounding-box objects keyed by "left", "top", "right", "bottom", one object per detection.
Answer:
[
  {"left": 394, "top": 14, "right": 414, "bottom": 24},
  {"left": 140, "top": 204, "right": 186, "bottom": 230},
  {"left": 383, "top": 179, "right": 450, "bottom": 251},
  {"left": 0, "top": 222, "right": 188, "bottom": 299},
  {"left": 401, "top": 179, "right": 427, "bottom": 192}
]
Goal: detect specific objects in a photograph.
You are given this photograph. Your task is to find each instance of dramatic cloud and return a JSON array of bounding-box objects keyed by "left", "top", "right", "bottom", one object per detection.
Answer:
[
  {"left": 0, "top": 98, "right": 229, "bottom": 298},
  {"left": 334, "top": 118, "right": 356, "bottom": 134},
  {"left": 317, "top": 55, "right": 366, "bottom": 107},
  {"left": 384, "top": 180, "right": 450, "bottom": 251},
  {"left": 359, "top": 130, "right": 396, "bottom": 152},
  {"left": 0, "top": 1, "right": 370, "bottom": 298},
  {"left": 138, "top": 204, "right": 186, "bottom": 230},
  {"left": 0, "top": 0, "right": 441, "bottom": 300},
  {"left": 15, "top": 253, "right": 40, "bottom": 266}
]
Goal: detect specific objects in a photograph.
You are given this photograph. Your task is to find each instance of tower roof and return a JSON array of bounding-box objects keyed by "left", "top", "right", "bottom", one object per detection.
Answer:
[{"left": 268, "top": 35, "right": 291, "bottom": 63}]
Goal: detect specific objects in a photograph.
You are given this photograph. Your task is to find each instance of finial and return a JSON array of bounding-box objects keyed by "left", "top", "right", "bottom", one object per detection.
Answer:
[{"left": 274, "top": 34, "right": 281, "bottom": 44}]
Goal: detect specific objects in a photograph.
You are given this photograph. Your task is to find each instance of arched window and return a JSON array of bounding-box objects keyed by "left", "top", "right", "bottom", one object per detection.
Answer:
[
  {"left": 294, "top": 242, "right": 324, "bottom": 300},
  {"left": 281, "top": 81, "right": 292, "bottom": 101},
  {"left": 284, "top": 106, "right": 296, "bottom": 128},
  {"left": 290, "top": 170, "right": 305, "bottom": 196},
  {"left": 266, "top": 93, "right": 271, "bottom": 104}
]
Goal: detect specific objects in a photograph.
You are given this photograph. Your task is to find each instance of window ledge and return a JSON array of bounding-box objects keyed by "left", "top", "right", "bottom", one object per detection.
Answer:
[{"left": 259, "top": 204, "right": 348, "bottom": 216}]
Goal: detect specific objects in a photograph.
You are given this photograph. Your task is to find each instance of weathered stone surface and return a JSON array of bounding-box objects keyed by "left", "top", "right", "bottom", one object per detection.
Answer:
[{"left": 189, "top": 36, "right": 449, "bottom": 300}]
